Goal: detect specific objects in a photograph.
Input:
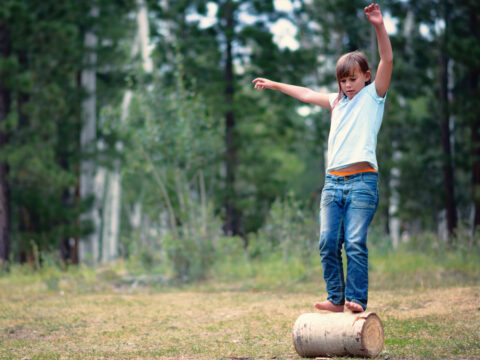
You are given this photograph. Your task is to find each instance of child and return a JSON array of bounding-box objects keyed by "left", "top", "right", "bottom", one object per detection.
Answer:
[{"left": 252, "top": 3, "right": 392, "bottom": 313}]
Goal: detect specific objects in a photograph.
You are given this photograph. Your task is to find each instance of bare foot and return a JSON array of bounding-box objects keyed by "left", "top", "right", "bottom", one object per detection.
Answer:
[
  {"left": 345, "top": 301, "right": 364, "bottom": 313},
  {"left": 314, "top": 301, "right": 344, "bottom": 312}
]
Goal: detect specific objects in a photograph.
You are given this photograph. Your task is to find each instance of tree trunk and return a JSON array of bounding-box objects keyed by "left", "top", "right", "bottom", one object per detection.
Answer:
[
  {"left": 470, "top": 5, "right": 480, "bottom": 236},
  {"left": 223, "top": 0, "right": 241, "bottom": 238},
  {"left": 72, "top": 157, "right": 81, "bottom": 265},
  {"left": 79, "top": 6, "right": 100, "bottom": 264},
  {"left": 471, "top": 90, "right": 480, "bottom": 230},
  {"left": 57, "top": 86, "right": 73, "bottom": 263},
  {"left": 100, "top": 0, "right": 153, "bottom": 263},
  {"left": 439, "top": 0, "right": 457, "bottom": 240},
  {"left": 293, "top": 312, "right": 384, "bottom": 358},
  {"left": 101, "top": 168, "right": 119, "bottom": 263},
  {"left": 0, "top": 22, "right": 11, "bottom": 263},
  {"left": 389, "top": 149, "right": 402, "bottom": 248}
]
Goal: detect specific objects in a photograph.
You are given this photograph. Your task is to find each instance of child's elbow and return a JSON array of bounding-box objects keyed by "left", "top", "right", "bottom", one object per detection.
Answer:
[{"left": 384, "top": 54, "right": 394, "bottom": 64}]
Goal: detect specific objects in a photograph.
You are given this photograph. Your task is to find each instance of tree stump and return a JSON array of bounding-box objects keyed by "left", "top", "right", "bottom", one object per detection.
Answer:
[{"left": 292, "top": 312, "right": 384, "bottom": 358}]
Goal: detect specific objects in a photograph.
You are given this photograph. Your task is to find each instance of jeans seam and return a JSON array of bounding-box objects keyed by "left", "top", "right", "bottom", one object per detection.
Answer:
[{"left": 334, "top": 215, "right": 344, "bottom": 301}]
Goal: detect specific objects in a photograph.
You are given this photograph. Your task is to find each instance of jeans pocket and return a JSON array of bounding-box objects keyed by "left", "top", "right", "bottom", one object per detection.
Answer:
[
  {"left": 352, "top": 181, "right": 378, "bottom": 209},
  {"left": 351, "top": 190, "right": 377, "bottom": 208},
  {"left": 320, "top": 189, "right": 335, "bottom": 208}
]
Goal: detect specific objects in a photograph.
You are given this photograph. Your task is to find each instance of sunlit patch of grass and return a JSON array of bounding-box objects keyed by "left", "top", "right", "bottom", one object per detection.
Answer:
[
  {"left": 1, "top": 287, "right": 479, "bottom": 359},
  {"left": 383, "top": 313, "right": 480, "bottom": 359},
  {"left": 1, "top": 244, "right": 480, "bottom": 359}
]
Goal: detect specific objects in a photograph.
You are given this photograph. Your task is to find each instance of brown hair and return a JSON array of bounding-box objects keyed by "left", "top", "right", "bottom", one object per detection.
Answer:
[{"left": 334, "top": 51, "right": 371, "bottom": 102}]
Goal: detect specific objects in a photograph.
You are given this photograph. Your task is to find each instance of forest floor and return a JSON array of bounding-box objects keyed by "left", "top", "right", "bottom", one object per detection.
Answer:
[{"left": 1, "top": 276, "right": 479, "bottom": 359}]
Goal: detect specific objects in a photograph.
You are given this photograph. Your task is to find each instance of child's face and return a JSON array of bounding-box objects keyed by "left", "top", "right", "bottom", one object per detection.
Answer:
[{"left": 339, "top": 66, "right": 371, "bottom": 99}]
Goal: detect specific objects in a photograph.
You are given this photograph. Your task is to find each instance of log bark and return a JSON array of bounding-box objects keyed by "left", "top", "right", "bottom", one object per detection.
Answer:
[{"left": 292, "top": 312, "right": 384, "bottom": 358}]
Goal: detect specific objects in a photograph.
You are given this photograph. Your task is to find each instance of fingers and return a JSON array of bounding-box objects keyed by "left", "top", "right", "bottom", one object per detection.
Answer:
[
  {"left": 364, "top": 3, "right": 379, "bottom": 12},
  {"left": 252, "top": 78, "right": 267, "bottom": 90}
]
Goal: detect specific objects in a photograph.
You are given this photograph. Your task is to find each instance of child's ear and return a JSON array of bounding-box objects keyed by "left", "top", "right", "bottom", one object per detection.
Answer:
[{"left": 366, "top": 70, "right": 372, "bottom": 82}]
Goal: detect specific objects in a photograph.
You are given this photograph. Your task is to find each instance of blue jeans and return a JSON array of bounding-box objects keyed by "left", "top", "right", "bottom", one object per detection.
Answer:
[{"left": 318, "top": 172, "right": 379, "bottom": 310}]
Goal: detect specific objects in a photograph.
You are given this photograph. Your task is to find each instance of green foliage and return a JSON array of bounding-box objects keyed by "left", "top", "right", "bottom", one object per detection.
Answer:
[
  {"left": 109, "top": 66, "right": 224, "bottom": 281},
  {"left": 248, "top": 192, "right": 317, "bottom": 263},
  {"left": 2, "top": 0, "right": 480, "bottom": 269},
  {"left": 1, "top": 0, "right": 135, "bottom": 261},
  {"left": 148, "top": 0, "right": 318, "bottom": 235},
  {"left": 1, "top": 227, "right": 479, "bottom": 292},
  {"left": 162, "top": 198, "right": 222, "bottom": 282}
]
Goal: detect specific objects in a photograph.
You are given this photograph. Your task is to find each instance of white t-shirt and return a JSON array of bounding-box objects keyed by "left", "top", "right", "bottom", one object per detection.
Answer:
[{"left": 326, "top": 81, "right": 386, "bottom": 173}]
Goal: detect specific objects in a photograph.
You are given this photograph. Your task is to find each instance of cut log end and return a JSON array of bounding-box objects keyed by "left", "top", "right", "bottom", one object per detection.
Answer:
[
  {"left": 362, "top": 313, "right": 384, "bottom": 356},
  {"left": 292, "top": 312, "right": 384, "bottom": 358}
]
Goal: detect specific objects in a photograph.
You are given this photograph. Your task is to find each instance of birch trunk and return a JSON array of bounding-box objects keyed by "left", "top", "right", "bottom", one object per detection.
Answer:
[
  {"left": 100, "top": 0, "right": 152, "bottom": 263},
  {"left": 101, "top": 168, "right": 120, "bottom": 263},
  {"left": 293, "top": 312, "right": 384, "bottom": 358},
  {"left": 389, "top": 148, "right": 401, "bottom": 249},
  {"left": 439, "top": 0, "right": 457, "bottom": 240},
  {"left": 79, "top": 6, "right": 100, "bottom": 264}
]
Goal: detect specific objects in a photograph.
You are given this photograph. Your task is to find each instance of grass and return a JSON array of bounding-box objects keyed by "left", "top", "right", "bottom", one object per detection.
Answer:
[{"left": 1, "top": 248, "right": 480, "bottom": 359}]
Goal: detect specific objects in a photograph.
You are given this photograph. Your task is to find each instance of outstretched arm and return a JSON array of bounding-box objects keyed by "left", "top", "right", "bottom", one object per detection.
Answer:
[
  {"left": 365, "top": 3, "right": 393, "bottom": 98},
  {"left": 252, "top": 78, "right": 333, "bottom": 110}
]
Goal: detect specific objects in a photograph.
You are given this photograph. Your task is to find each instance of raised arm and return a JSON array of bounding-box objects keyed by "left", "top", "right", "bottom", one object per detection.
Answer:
[
  {"left": 365, "top": 3, "right": 393, "bottom": 98},
  {"left": 252, "top": 78, "right": 333, "bottom": 110}
]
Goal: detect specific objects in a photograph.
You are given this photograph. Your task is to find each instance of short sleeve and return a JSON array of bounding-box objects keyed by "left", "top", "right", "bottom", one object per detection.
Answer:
[
  {"left": 328, "top": 93, "right": 340, "bottom": 108},
  {"left": 366, "top": 81, "right": 387, "bottom": 104}
]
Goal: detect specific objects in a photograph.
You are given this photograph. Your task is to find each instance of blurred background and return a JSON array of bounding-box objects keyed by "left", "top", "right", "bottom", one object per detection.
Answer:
[{"left": 0, "top": 0, "right": 479, "bottom": 282}]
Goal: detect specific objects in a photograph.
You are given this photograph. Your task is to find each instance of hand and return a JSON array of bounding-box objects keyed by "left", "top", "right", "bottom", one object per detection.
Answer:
[
  {"left": 364, "top": 3, "right": 384, "bottom": 27},
  {"left": 252, "top": 78, "right": 276, "bottom": 91}
]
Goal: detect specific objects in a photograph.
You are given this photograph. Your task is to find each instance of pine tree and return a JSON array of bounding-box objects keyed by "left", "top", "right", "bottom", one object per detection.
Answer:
[{"left": 0, "top": 20, "right": 11, "bottom": 263}]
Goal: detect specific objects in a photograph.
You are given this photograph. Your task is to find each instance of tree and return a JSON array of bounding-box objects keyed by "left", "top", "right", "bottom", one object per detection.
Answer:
[
  {"left": 221, "top": 0, "right": 240, "bottom": 236},
  {"left": 438, "top": 0, "right": 457, "bottom": 238},
  {"left": 99, "top": 0, "right": 153, "bottom": 264},
  {"left": 79, "top": 4, "right": 101, "bottom": 264},
  {"left": 148, "top": 0, "right": 315, "bottom": 239},
  {"left": 0, "top": 0, "right": 134, "bottom": 265},
  {"left": 0, "top": 21, "right": 11, "bottom": 263},
  {"left": 465, "top": 2, "right": 480, "bottom": 236}
]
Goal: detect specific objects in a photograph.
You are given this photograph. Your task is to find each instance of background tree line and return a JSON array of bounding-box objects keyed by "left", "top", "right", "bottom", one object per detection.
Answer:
[{"left": 0, "top": 0, "right": 479, "bottom": 276}]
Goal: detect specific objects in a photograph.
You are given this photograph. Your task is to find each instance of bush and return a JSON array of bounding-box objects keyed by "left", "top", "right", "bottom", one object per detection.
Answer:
[{"left": 248, "top": 192, "right": 318, "bottom": 263}]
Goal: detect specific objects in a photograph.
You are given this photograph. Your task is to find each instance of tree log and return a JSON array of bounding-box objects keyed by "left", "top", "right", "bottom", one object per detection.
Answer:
[{"left": 292, "top": 312, "right": 384, "bottom": 358}]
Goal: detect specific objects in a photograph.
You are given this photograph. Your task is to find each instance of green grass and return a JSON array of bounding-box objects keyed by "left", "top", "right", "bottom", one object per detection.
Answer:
[{"left": 0, "top": 248, "right": 479, "bottom": 359}]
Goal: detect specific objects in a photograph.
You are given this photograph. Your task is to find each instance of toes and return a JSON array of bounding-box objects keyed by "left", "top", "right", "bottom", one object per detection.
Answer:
[{"left": 346, "top": 301, "right": 364, "bottom": 312}]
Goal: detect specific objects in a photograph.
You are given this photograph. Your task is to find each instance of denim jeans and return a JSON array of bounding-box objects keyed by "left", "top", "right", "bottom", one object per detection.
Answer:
[{"left": 318, "top": 172, "right": 379, "bottom": 310}]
